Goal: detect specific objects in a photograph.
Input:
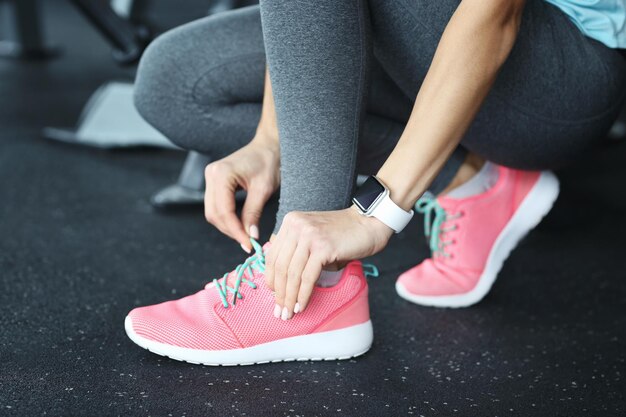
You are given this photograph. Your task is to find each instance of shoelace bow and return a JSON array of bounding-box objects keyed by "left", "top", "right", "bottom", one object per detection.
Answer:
[
  {"left": 415, "top": 192, "right": 461, "bottom": 258},
  {"left": 210, "top": 238, "right": 265, "bottom": 308}
]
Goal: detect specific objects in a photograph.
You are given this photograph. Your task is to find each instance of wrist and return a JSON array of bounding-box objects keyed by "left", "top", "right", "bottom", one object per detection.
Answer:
[
  {"left": 375, "top": 169, "right": 426, "bottom": 211},
  {"left": 251, "top": 131, "right": 280, "bottom": 155},
  {"left": 350, "top": 205, "right": 394, "bottom": 249},
  {"left": 254, "top": 123, "right": 279, "bottom": 146}
]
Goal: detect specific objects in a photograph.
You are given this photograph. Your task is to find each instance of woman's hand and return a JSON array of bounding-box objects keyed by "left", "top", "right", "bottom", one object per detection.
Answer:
[
  {"left": 204, "top": 136, "right": 280, "bottom": 252},
  {"left": 265, "top": 207, "right": 394, "bottom": 320}
]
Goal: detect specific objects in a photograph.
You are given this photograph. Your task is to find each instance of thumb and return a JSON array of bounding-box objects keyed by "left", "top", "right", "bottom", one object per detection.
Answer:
[{"left": 241, "top": 184, "right": 272, "bottom": 241}]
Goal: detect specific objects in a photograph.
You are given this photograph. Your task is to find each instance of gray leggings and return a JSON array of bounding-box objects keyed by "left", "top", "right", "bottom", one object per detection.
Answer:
[{"left": 134, "top": 0, "right": 626, "bottom": 231}]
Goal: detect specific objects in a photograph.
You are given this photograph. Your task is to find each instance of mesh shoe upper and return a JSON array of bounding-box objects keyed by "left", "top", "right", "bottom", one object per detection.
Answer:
[{"left": 127, "top": 245, "right": 367, "bottom": 350}]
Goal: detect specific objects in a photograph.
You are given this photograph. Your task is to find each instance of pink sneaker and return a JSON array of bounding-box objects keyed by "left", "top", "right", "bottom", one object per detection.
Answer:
[
  {"left": 125, "top": 240, "right": 373, "bottom": 365},
  {"left": 396, "top": 166, "right": 559, "bottom": 308}
]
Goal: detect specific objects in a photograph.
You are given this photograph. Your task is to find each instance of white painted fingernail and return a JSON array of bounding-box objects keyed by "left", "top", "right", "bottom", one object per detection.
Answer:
[
  {"left": 273, "top": 304, "right": 281, "bottom": 318},
  {"left": 281, "top": 306, "right": 289, "bottom": 321},
  {"left": 249, "top": 225, "right": 259, "bottom": 240},
  {"left": 294, "top": 303, "right": 301, "bottom": 314},
  {"left": 240, "top": 243, "right": 251, "bottom": 254}
]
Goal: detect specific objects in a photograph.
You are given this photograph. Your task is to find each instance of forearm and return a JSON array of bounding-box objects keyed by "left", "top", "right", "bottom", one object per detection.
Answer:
[
  {"left": 253, "top": 67, "right": 280, "bottom": 146},
  {"left": 376, "top": 0, "right": 525, "bottom": 211}
]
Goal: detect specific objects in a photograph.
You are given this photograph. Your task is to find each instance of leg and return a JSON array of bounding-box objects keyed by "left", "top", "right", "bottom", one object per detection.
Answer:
[
  {"left": 260, "top": 0, "right": 467, "bottom": 232},
  {"left": 134, "top": 6, "right": 266, "bottom": 159},
  {"left": 260, "top": 0, "right": 371, "bottom": 232},
  {"left": 134, "top": 4, "right": 415, "bottom": 184}
]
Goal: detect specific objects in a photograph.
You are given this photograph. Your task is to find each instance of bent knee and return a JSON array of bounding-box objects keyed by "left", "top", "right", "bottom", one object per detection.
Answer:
[
  {"left": 134, "top": 29, "right": 183, "bottom": 129},
  {"left": 134, "top": 26, "right": 213, "bottom": 151}
]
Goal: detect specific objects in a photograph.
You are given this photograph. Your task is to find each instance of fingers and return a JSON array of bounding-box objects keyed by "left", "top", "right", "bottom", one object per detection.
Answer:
[
  {"left": 267, "top": 211, "right": 348, "bottom": 320},
  {"left": 270, "top": 246, "right": 321, "bottom": 320},
  {"left": 268, "top": 230, "right": 297, "bottom": 318},
  {"left": 281, "top": 243, "right": 310, "bottom": 320},
  {"left": 204, "top": 163, "right": 251, "bottom": 252},
  {"left": 296, "top": 256, "right": 322, "bottom": 314},
  {"left": 264, "top": 231, "right": 284, "bottom": 292},
  {"left": 241, "top": 182, "right": 273, "bottom": 241}
]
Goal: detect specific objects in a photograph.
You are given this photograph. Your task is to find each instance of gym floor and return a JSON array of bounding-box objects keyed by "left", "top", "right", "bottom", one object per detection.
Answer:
[{"left": 2, "top": 1, "right": 625, "bottom": 416}]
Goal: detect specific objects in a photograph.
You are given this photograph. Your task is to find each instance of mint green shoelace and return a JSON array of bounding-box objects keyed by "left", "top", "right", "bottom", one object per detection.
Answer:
[
  {"left": 415, "top": 192, "right": 459, "bottom": 258},
  {"left": 212, "top": 239, "right": 380, "bottom": 308},
  {"left": 363, "top": 263, "right": 379, "bottom": 279},
  {"left": 212, "top": 238, "right": 265, "bottom": 308}
]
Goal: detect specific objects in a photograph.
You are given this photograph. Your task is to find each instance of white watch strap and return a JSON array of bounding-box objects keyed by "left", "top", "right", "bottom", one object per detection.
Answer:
[{"left": 370, "top": 193, "right": 414, "bottom": 233}]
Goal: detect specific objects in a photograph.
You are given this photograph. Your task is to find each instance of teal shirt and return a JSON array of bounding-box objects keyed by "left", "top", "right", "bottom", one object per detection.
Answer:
[{"left": 545, "top": 0, "right": 626, "bottom": 48}]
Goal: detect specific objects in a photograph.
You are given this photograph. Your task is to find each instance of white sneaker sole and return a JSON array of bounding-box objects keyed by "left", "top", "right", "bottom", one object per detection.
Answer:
[
  {"left": 125, "top": 316, "right": 373, "bottom": 366},
  {"left": 396, "top": 170, "right": 560, "bottom": 308}
]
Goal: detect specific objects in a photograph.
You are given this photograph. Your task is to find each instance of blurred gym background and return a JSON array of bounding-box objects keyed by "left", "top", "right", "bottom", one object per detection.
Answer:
[{"left": 1, "top": 0, "right": 257, "bottom": 210}]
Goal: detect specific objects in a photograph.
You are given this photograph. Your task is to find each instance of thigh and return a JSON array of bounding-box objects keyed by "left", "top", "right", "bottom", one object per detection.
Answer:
[{"left": 368, "top": 0, "right": 626, "bottom": 169}]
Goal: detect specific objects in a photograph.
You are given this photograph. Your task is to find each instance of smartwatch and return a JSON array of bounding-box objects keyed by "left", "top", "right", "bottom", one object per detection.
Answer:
[{"left": 352, "top": 176, "right": 414, "bottom": 233}]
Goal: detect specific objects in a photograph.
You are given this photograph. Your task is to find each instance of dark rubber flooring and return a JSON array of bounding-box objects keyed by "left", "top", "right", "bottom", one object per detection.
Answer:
[{"left": 1, "top": 2, "right": 625, "bottom": 416}]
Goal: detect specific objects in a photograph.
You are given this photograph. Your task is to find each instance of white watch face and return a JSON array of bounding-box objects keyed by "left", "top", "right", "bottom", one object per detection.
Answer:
[{"left": 352, "top": 176, "right": 413, "bottom": 233}]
